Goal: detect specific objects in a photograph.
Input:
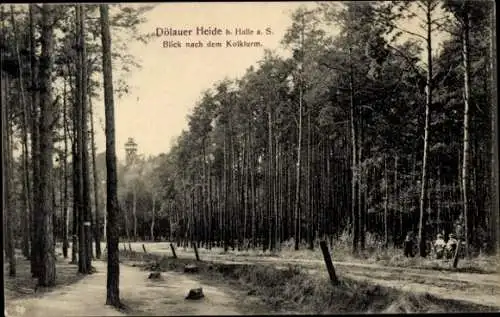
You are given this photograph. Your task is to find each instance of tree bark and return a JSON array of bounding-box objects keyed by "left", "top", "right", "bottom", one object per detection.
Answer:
[
  {"left": 267, "top": 99, "right": 273, "bottom": 251},
  {"left": 308, "top": 111, "right": 314, "bottom": 250},
  {"left": 384, "top": 154, "right": 388, "bottom": 248},
  {"left": 294, "top": 20, "right": 304, "bottom": 251},
  {"left": 133, "top": 182, "right": 137, "bottom": 241},
  {"left": 79, "top": 4, "right": 93, "bottom": 270},
  {"left": 38, "top": 4, "right": 56, "bottom": 286},
  {"left": 10, "top": 5, "right": 32, "bottom": 260},
  {"left": 74, "top": 4, "right": 85, "bottom": 271},
  {"left": 349, "top": 47, "right": 359, "bottom": 255},
  {"left": 89, "top": 91, "right": 101, "bottom": 258},
  {"left": 418, "top": 0, "right": 433, "bottom": 258},
  {"left": 461, "top": 10, "right": 471, "bottom": 257},
  {"left": 1, "top": 44, "right": 16, "bottom": 277},
  {"left": 100, "top": 3, "right": 121, "bottom": 307},
  {"left": 151, "top": 194, "right": 156, "bottom": 241},
  {"left": 62, "top": 78, "right": 69, "bottom": 258},
  {"left": 29, "top": 3, "right": 42, "bottom": 278},
  {"left": 489, "top": 1, "right": 499, "bottom": 254}
]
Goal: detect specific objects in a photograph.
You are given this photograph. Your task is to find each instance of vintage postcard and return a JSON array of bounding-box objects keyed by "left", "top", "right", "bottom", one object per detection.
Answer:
[{"left": 2, "top": 1, "right": 499, "bottom": 315}]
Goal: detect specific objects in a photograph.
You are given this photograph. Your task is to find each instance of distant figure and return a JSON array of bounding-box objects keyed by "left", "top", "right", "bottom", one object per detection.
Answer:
[
  {"left": 433, "top": 233, "right": 446, "bottom": 259},
  {"left": 454, "top": 214, "right": 465, "bottom": 241},
  {"left": 404, "top": 231, "right": 416, "bottom": 257},
  {"left": 445, "top": 233, "right": 458, "bottom": 259}
]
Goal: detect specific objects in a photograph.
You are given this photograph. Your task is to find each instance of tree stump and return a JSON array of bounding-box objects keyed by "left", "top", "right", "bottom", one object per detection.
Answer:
[
  {"left": 148, "top": 272, "right": 162, "bottom": 280},
  {"left": 185, "top": 287, "right": 204, "bottom": 300},
  {"left": 184, "top": 264, "right": 199, "bottom": 273},
  {"left": 149, "top": 262, "right": 160, "bottom": 271}
]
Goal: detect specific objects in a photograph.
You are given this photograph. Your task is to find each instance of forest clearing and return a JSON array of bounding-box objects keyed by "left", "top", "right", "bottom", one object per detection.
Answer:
[{"left": 2, "top": 1, "right": 499, "bottom": 315}]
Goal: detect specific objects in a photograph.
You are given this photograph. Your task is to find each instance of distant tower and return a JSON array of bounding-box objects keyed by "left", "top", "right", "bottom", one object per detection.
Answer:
[{"left": 124, "top": 137, "right": 138, "bottom": 166}]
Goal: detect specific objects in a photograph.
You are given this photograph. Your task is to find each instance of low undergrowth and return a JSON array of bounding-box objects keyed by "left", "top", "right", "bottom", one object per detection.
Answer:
[
  {"left": 119, "top": 249, "right": 495, "bottom": 314},
  {"left": 218, "top": 233, "right": 499, "bottom": 274},
  {"left": 4, "top": 252, "right": 85, "bottom": 301},
  {"left": 101, "top": 238, "right": 500, "bottom": 274},
  {"left": 368, "top": 252, "right": 500, "bottom": 274}
]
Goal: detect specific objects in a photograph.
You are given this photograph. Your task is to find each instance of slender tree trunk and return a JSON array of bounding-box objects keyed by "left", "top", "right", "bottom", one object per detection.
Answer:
[
  {"left": 71, "top": 127, "right": 79, "bottom": 264},
  {"left": 202, "top": 139, "right": 209, "bottom": 246},
  {"left": 52, "top": 168, "right": 58, "bottom": 249},
  {"left": 275, "top": 135, "right": 280, "bottom": 250},
  {"left": 418, "top": 0, "right": 434, "bottom": 258},
  {"left": 267, "top": 100, "right": 273, "bottom": 251},
  {"left": 38, "top": 4, "right": 56, "bottom": 286},
  {"left": 243, "top": 131, "right": 249, "bottom": 244},
  {"left": 384, "top": 154, "right": 389, "bottom": 248},
  {"left": 151, "top": 194, "right": 155, "bottom": 241},
  {"left": 103, "top": 198, "right": 107, "bottom": 242},
  {"left": 10, "top": 5, "right": 32, "bottom": 260},
  {"left": 394, "top": 155, "right": 400, "bottom": 245},
  {"left": 79, "top": 4, "right": 93, "bottom": 270},
  {"left": 294, "top": 85, "right": 303, "bottom": 251},
  {"left": 223, "top": 121, "right": 229, "bottom": 252},
  {"left": 89, "top": 96, "right": 101, "bottom": 258},
  {"left": 461, "top": 10, "right": 471, "bottom": 258},
  {"left": 349, "top": 47, "right": 359, "bottom": 255},
  {"left": 489, "top": 1, "right": 499, "bottom": 254},
  {"left": 21, "top": 147, "right": 31, "bottom": 258},
  {"left": 308, "top": 111, "right": 314, "bottom": 250},
  {"left": 250, "top": 132, "right": 256, "bottom": 248},
  {"left": 29, "top": 3, "right": 42, "bottom": 278},
  {"left": 437, "top": 165, "right": 442, "bottom": 234},
  {"left": 100, "top": 3, "right": 121, "bottom": 307},
  {"left": 294, "top": 17, "right": 306, "bottom": 251},
  {"left": 62, "top": 78, "right": 69, "bottom": 258},
  {"left": 1, "top": 46, "right": 16, "bottom": 276},
  {"left": 133, "top": 184, "right": 137, "bottom": 241},
  {"left": 74, "top": 4, "right": 84, "bottom": 270},
  {"left": 358, "top": 117, "right": 365, "bottom": 251},
  {"left": 75, "top": 4, "right": 88, "bottom": 273}
]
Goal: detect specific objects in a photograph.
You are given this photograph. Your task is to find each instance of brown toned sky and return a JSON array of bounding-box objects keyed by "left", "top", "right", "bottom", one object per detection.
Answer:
[
  {"left": 93, "top": 2, "right": 314, "bottom": 160},
  {"left": 92, "top": 2, "right": 448, "bottom": 161}
]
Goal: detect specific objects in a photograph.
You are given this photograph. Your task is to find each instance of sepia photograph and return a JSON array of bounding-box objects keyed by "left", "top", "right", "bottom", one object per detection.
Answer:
[{"left": 2, "top": 1, "right": 499, "bottom": 315}]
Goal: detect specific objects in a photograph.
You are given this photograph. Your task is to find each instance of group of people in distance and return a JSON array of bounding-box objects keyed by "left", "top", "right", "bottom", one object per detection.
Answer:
[
  {"left": 403, "top": 231, "right": 460, "bottom": 259},
  {"left": 404, "top": 214, "right": 464, "bottom": 259},
  {"left": 432, "top": 232, "right": 459, "bottom": 259}
]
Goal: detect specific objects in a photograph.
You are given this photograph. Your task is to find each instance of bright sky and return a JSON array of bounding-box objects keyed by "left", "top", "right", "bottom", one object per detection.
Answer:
[
  {"left": 91, "top": 2, "right": 448, "bottom": 161},
  {"left": 93, "top": 2, "right": 314, "bottom": 161}
]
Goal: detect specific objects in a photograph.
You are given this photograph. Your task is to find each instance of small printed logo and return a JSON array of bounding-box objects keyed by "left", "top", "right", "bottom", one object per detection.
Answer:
[{"left": 15, "top": 305, "right": 26, "bottom": 315}]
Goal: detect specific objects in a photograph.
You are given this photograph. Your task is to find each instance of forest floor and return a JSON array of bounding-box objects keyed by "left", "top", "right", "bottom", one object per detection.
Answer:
[
  {"left": 117, "top": 241, "right": 500, "bottom": 310},
  {"left": 5, "top": 243, "right": 499, "bottom": 315},
  {"left": 4, "top": 250, "right": 273, "bottom": 317}
]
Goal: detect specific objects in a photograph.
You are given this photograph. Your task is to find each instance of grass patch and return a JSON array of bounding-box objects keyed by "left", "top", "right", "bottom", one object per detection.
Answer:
[
  {"left": 187, "top": 236, "right": 499, "bottom": 274},
  {"left": 4, "top": 252, "right": 85, "bottom": 301},
  {"left": 119, "top": 249, "right": 495, "bottom": 314},
  {"left": 363, "top": 251, "right": 500, "bottom": 274}
]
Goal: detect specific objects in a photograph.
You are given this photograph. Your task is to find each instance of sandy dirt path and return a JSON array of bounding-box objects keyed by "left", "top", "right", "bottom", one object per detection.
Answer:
[
  {"left": 119, "top": 242, "right": 500, "bottom": 310},
  {"left": 5, "top": 259, "right": 267, "bottom": 317}
]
